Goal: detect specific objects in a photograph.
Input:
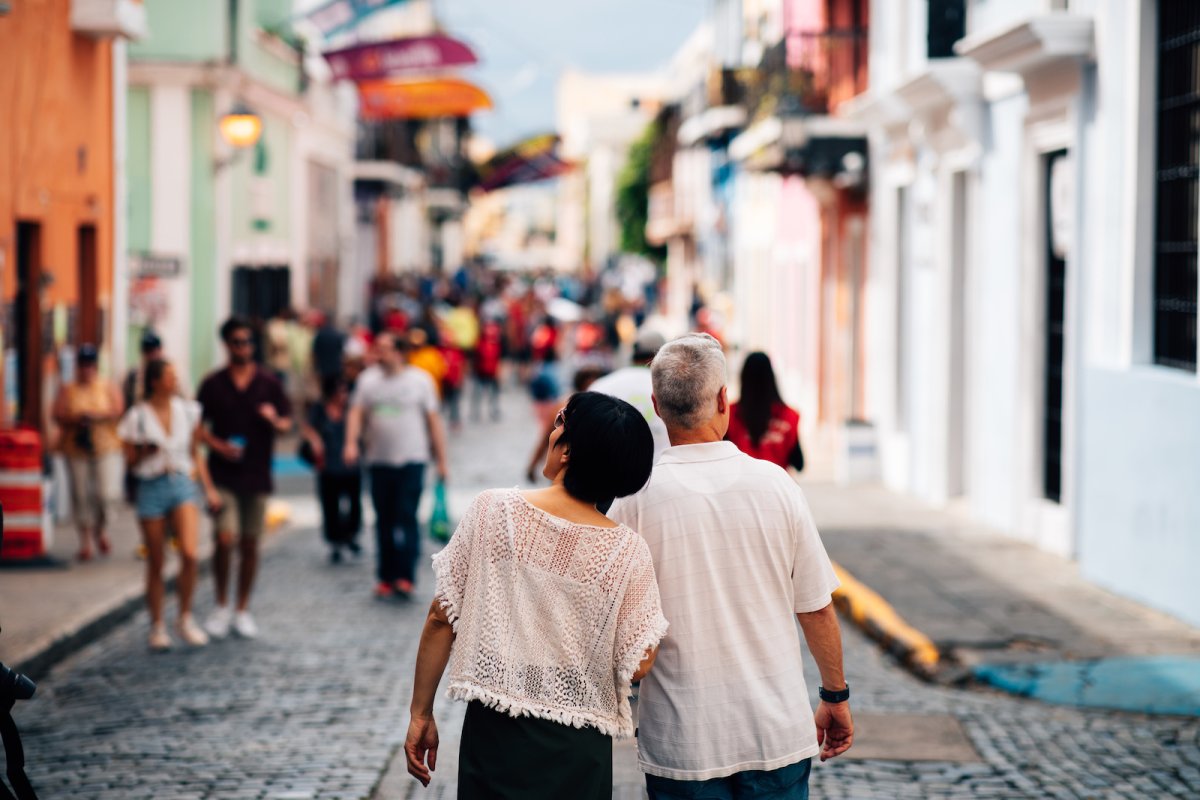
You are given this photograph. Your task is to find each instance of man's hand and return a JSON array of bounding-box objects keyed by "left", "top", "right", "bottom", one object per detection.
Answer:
[
  {"left": 404, "top": 713, "right": 439, "bottom": 787},
  {"left": 258, "top": 403, "right": 280, "bottom": 426},
  {"left": 209, "top": 438, "right": 242, "bottom": 461},
  {"left": 343, "top": 440, "right": 359, "bottom": 466},
  {"left": 435, "top": 460, "right": 448, "bottom": 482},
  {"left": 814, "top": 701, "right": 853, "bottom": 761}
]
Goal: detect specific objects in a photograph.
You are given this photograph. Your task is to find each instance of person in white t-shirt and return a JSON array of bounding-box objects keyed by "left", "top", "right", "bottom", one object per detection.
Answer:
[
  {"left": 609, "top": 333, "right": 853, "bottom": 798},
  {"left": 344, "top": 331, "right": 450, "bottom": 600},
  {"left": 587, "top": 328, "right": 670, "bottom": 462}
]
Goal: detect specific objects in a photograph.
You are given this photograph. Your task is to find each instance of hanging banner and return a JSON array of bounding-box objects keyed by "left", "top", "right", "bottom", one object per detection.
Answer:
[
  {"left": 301, "top": 0, "right": 411, "bottom": 38},
  {"left": 477, "top": 134, "right": 573, "bottom": 192},
  {"left": 358, "top": 77, "right": 492, "bottom": 120},
  {"left": 323, "top": 34, "right": 478, "bottom": 82}
]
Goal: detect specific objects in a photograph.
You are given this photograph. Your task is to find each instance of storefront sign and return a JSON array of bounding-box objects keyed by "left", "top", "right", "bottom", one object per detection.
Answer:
[
  {"left": 323, "top": 35, "right": 478, "bottom": 82},
  {"left": 130, "top": 252, "right": 184, "bottom": 278}
]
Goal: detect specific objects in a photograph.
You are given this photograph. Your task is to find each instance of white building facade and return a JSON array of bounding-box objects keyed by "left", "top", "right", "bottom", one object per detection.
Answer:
[{"left": 850, "top": 0, "right": 1200, "bottom": 627}]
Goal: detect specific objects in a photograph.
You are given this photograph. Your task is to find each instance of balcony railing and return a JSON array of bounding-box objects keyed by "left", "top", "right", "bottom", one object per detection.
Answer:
[{"left": 742, "top": 28, "right": 868, "bottom": 122}]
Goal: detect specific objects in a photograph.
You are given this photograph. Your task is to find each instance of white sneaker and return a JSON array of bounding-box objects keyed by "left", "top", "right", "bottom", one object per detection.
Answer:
[
  {"left": 177, "top": 615, "right": 209, "bottom": 647},
  {"left": 205, "top": 605, "right": 234, "bottom": 639},
  {"left": 233, "top": 611, "right": 259, "bottom": 639},
  {"left": 149, "top": 623, "right": 172, "bottom": 652}
]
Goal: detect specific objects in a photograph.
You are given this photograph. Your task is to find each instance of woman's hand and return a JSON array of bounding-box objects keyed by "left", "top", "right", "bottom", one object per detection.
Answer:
[{"left": 404, "top": 713, "right": 439, "bottom": 787}]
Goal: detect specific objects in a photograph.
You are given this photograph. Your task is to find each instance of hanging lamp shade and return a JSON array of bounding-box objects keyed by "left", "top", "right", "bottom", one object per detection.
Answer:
[
  {"left": 218, "top": 104, "right": 263, "bottom": 148},
  {"left": 357, "top": 77, "right": 492, "bottom": 120}
]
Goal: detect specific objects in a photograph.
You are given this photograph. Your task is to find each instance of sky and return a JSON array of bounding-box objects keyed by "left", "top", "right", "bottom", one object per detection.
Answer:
[{"left": 435, "top": 0, "right": 709, "bottom": 147}]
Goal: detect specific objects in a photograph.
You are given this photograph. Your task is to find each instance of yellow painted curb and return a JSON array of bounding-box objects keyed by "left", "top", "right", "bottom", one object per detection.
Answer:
[
  {"left": 832, "top": 562, "right": 940, "bottom": 673},
  {"left": 265, "top": 499, "right": 292, "bottom": 531}
]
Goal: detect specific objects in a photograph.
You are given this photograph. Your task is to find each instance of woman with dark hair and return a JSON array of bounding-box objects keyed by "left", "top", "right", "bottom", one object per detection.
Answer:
[
  {"left": 405, "top": 392, "right": 667, "bottom": 798},
  {"left": 726, "top": 351, "right": 805, "bottom": 471},
  {"left": 118, "top": 359, "right": 221, "bottom": 651}
]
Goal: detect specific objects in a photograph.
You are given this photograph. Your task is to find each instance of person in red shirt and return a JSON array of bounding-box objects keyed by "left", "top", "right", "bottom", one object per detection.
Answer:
[{"left": 726, "top": 352, "right": 805, "bottom": 471}]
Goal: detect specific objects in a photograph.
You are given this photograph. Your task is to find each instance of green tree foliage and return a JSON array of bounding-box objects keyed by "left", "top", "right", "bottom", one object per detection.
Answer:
[{"left": 615, "top": 120, "right": 667, "bottom": 264}]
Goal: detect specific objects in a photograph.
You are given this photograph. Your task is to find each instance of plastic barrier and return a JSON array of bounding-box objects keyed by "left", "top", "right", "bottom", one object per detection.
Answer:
[{"left": 0, "top": 429, "right": 52, "bottom": 561}]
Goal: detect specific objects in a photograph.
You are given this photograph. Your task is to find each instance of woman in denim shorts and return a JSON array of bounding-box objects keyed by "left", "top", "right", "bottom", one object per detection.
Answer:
[{"left": 118, "top": 359, "right": 222, "bottom": 651}]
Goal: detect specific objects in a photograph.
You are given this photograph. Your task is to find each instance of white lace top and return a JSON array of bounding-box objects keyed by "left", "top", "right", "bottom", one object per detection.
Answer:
[{"left": 431, "top": 488, "right": 668, "bottom": 738}]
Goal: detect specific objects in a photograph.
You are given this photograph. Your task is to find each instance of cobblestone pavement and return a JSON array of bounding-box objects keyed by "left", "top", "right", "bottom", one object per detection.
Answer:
[{"left": 12, "top": 382, "right": 1200, "bottom": 799}]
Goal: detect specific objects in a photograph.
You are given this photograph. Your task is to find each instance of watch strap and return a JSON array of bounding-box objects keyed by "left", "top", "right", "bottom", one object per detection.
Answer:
[{"left": 819, "top": 684, "right": 850, "bottom": 703}]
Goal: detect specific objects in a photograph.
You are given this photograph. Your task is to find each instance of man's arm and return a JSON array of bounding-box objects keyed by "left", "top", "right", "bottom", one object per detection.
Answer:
[
  {"left": 797, "top": 603, "right": 853, "bottom": 761},
  {"left": 343, "top": 403, "right": 363, "bottom": 465}
]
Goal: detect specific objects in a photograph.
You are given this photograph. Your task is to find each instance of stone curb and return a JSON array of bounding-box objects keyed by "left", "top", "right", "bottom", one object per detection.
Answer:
[
  {"left": 831, "top": 561, "right": 941, "bottom": 679},
  {"left": 13, "top": 501, "right": 295, "bottom": 681}
]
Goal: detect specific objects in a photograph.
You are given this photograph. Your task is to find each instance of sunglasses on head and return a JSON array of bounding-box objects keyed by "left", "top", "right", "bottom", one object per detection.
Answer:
[{"left": 553, "top": 408, "right": 567, "bottom": 429}]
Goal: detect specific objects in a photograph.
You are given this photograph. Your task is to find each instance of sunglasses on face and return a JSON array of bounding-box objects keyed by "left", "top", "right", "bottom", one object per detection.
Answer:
[
  {"left": 228, "top": 337, "right": 253, "bottom": 347},
  {"left": 553, "top": 408, "right": 567, "bottom": 429}
]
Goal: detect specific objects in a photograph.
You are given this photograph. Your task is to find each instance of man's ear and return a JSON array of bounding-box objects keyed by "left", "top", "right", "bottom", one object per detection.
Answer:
[
  {"left": 651, "top": 394, "right": 660, "bottom": 417},
  {"left": 717, "top": 385, "right": 729, "bottom": 414}
]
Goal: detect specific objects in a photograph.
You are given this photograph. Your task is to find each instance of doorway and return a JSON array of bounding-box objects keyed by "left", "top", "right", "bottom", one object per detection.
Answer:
[
  {"left": 15, "top": 221, "right": 43, "bottom": 428},
  {"left": 1042, "top": 150, "right": 1069, "bottom": 504},
  {"left": 78, "top": 224, "right": 99, "bottom": 346}
]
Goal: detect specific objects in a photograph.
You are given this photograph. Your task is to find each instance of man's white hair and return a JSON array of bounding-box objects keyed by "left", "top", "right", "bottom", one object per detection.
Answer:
[{"left": 650, "top": 333, "right": 727, "bottom": 430}]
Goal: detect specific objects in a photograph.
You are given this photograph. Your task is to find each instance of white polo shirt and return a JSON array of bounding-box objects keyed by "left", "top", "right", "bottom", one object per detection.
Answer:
[
  {"left": 587, "top": 366, "right": 671, "bottom": 461},
  {"left": 608, "top": 441, "right": 840, "bottom": 781}
]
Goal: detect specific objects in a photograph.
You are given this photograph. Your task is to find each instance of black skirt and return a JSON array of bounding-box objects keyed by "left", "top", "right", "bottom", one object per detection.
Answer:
[{"left": 458, "top": 701, "right": 613, "bottom": 799}]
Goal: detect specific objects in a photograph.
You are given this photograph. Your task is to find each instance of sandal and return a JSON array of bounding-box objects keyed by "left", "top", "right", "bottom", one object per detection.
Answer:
[
  {"left": 76, "top": 548, "right": 93, "bottom": 562},
  {"left": 96, "top": 535, "right": 112, "bottom": 556}
]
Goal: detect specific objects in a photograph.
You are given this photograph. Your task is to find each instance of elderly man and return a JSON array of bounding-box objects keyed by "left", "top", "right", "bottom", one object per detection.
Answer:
[{"left": 609, "top": 333, "right": 852, "bottom": 799}]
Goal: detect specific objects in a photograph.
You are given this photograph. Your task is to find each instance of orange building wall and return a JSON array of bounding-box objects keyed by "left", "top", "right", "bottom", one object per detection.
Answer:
[{"left": 0, "top": 0, "right": 115, "bottom": 426}]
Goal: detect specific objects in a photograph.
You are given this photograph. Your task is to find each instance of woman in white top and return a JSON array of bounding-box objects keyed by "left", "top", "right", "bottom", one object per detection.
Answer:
[
  {"left": 117, "top": 359, "right": 221, "bottom": 651},
  {"left": 405, "top": 391, "right": 668, "bottom": 798}
]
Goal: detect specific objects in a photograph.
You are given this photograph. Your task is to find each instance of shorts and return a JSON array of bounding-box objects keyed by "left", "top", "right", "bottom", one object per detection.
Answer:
[
  {"left": 136, "top": 473, "right": 199, "bottom": 520},
  {"left": 68, "top": 453, "right": 124, "bottom": 528},
  {"left": 214, "top": 488, "right": 268, "bottom": 540}
]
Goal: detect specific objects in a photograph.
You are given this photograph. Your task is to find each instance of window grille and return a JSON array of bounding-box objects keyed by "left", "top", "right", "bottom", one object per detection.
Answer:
[{"left": 1153, "top": 0, "right": 1200, "bottom": 371}]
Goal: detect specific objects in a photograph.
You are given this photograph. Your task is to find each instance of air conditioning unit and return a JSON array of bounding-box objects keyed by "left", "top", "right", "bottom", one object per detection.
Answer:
[{"left": 71, "top": 0, "right": 147, "bottom": 40}]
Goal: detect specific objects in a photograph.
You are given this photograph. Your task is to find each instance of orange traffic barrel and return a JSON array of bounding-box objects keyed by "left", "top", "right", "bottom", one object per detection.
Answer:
[{"left": 0, "top": 429, "right": 51, "bottom": 562}]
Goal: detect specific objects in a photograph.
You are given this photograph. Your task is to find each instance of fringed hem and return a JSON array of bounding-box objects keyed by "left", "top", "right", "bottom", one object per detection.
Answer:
[
  {"left": 445, "top": 682, "right": 633, "bottom": 739},
  {"left": 429, "top": 553, "right": 462, "bottom": 633},
  {"left": 613, "top": 613, "right": 670, "bottom": 734}
]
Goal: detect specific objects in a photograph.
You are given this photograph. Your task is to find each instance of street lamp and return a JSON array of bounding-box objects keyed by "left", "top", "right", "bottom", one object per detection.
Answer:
[
  {"left": 214, "top": 103, "right": 262, "bottom": 172},
  {"left": 219, "top": 103, "right": 263, "bottom": 148}
]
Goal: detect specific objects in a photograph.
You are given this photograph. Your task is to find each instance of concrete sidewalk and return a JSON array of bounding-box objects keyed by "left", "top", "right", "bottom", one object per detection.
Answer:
[{"left": 802, "top": 479, "right": 1200, "bottom": 711}]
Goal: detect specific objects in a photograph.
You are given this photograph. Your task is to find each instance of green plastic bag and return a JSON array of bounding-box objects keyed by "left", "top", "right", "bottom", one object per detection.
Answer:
[{"left": 430, "top": 480, "right": 451, "bottom": 543}]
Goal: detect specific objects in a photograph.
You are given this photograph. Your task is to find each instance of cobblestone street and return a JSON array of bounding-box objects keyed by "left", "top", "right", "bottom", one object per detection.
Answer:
[{"left": 10, "top": 386, "right": 1199, "bottom": 799}]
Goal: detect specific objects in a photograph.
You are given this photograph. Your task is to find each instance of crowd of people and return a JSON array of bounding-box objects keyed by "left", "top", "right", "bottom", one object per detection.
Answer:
[{"left": 51, "top": 264, "right": 835, "bottom": 796}]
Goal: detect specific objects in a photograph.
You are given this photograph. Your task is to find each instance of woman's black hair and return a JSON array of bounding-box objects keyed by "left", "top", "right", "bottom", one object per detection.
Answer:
[
  {"left": 736, "top": 352, "right": 784, "bottom": 446},
  {"left": 321, "top": 375, "right": 348, "bottom": 401},
  {"left": 556, "top": 391, "right": 654, "bottom": 506},
  {"left": 143, "top": 358, "right": 170, "bottom": 400}
]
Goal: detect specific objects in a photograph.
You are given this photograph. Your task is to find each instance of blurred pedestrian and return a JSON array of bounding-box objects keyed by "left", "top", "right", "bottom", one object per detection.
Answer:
[
  {"left": 588, "top": 329, "right": 671, "bottom": 462},
  {"left": 470, "top": 320, "right": 504, "bottom": 422},
  {"left": 52, "top": 343, "right": 124, "bottom": 561},
  {"left": 726, "top": 352, "right": 805, "bottom": 472},
  {"left": 198, "top": 316, "right": 293, "bottom": 640},
  {"left": 123, "top": 329, "right": 163, "bottom": 409},
  {"left": 404, "top": 392, "right": 665, "bottom": 797},
  {"left": 300, "top": 376, "right": 362, "bottom": 564},
  {"left": 407, "top": 328, "right": 447, "bottom": 394},
  {"left": 344, "top": 332, "right": 449, "bottom": 600},
  {"left": 609, "top": 334, "right": 853, "bottom": 798},
  {"left": 440, "top": 344, "right": 466, "bottom": 431},
  {"left": 118, "top": 358, "right": 220, "bottom": 651},
  {"left": 311, "top": 312, "right": 346, "bottom": 385}
]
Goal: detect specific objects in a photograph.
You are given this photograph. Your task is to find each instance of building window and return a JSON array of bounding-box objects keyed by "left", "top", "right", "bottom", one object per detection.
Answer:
[
  {"left": 1152, "top": 0, "right": 1200, "bottom": 371},
  {"left": 927, "top": 0, "right": 966, "bottom": 59},
  {"left": 1043, "top": 151, "right": 1070, "bottom": 504}
]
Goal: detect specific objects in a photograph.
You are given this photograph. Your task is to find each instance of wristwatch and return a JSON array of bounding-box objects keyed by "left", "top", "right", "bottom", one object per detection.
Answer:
[{"left": 818, "top": 684, "right": 850, "bottom": 703}]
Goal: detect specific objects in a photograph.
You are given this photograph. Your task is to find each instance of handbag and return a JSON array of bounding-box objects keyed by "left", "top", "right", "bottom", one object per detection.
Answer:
[{"left": 430, "top": 480, "right": 451, "bottom": 543}]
